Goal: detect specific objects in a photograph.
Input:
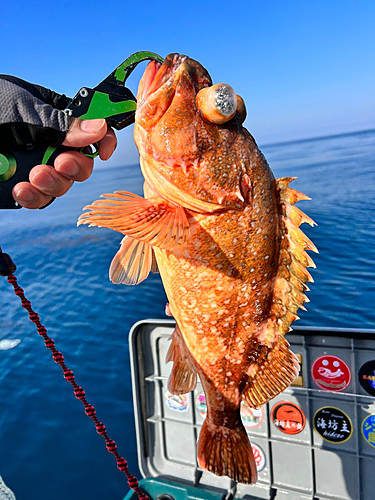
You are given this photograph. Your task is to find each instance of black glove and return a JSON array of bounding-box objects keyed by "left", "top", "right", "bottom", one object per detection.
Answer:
[{"left": 0, "top": 75, "right": 71, "bottom": 151}]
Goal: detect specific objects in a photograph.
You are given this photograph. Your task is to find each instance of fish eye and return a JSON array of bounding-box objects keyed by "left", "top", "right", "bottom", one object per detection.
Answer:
[
  {"left": 196, "top": 83, "right": 237, "bottom": 124},
  {"left": 236, "top": 95, "right": 247, "bottom": 123}
]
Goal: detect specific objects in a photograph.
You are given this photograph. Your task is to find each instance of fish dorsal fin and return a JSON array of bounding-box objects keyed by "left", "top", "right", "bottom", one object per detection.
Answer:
[
  {"left": 243, "top": 334, "right": 300, "bottom": 409},
  {"left": 109, "top": 235, "right": 153, "bottom": 285},
  {"left": 272, "top": 176, "right": 318, "bottom": 335},
  {"left": 243, "top": 177, "right": 317, "bottom": 408},
  {"left": 78, "top": 191, "right": 190, "bottom": 249}
]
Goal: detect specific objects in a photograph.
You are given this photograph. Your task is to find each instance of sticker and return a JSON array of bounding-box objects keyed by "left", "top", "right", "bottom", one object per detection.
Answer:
[
  {"left": 313, "top": 407, "right": 352, "bottom": 443},
  {"left": 241, "top": 401, "right": 264, "bottom": 429},
  {"left": 291, "top": 353, "right": 304, "bottom": 387},
  {"left": 271, "top": 401, "right": 306, "bottom": 435},
  {"left": 165, "top": 391, "right": 189, "bottom": 412},
  {"left": 251, "top": 443, "right": 266, "bottom": 472},
  {"left": 362, "top": 414, "right": 375, "bottom": 447},
  {"left": 196, "top": 393, "right": 264, "bottom": 429},
  {"left": 311, "top": 354, "right": 351, "bottom": 391},
  {"left": 358, "top": 360, "right": 375, "bottom": 396},
  {"left": 195, "top": 392, "right": 207, "bottom": 418}
]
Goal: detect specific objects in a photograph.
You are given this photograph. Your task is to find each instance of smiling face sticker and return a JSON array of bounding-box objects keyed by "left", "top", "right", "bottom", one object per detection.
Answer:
[{"left": 311, "top": 355, "right": 351, "bottom": 391}]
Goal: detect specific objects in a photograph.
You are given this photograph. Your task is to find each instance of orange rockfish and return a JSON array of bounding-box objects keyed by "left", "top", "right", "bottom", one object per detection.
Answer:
[{"left": 78, "top": 53, "right": 317, "bottom": 484}]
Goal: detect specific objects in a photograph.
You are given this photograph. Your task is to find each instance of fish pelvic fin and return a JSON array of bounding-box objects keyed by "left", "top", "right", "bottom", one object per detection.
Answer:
[
  {"left": 78, "top": 191, "right": 190, "bottom": 250},
  {"left": 166, "top": 323, "right": 197, "bottom": 394},
  {"left": 243, "top": 335, "right": 300, "bottom": 409},
  {"left": 197, "top": 418, "right": 257, "bottom": 484},
  {"left": 271, "top": 177, "right": 318, "bottom": 335},
  {"left": 109, "top": 236, "right": 154, "bottom": 285}
]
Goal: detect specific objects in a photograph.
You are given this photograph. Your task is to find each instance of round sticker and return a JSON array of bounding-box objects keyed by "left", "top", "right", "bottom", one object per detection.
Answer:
[
  {"left": 241, "top": 401, "right": 264, "bottom": 429},
  {"left": 251, "top": 443, "right": 266, "bottom": 472},
  {"left": 311, "top": 355, "right": 351, "bottom": 391},
  {"left": 195, "top": 392, "right": 207, "bottom": 418},
  {"left": 358, "top": 360, "right": 375, "bottom": 396},
  {"left": 362, "top": 414, "right": 375, "bottom": 447},
  {"left": 313, "top": 407, "right": 352, "bottom": 443},
  {"left": 271, "top": 401, "right": 306, "bottom": 435},
  {"left": 165, "top": 391, "right": 189, "bottom": 412}
]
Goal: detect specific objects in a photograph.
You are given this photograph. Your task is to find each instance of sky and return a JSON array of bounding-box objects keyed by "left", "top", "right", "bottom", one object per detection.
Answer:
[{"left": 2, "top": 0, "right": 374, "bottom": 168}]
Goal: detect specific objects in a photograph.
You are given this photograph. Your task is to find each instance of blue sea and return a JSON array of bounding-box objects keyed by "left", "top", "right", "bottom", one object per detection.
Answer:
[{"left": 0, "top": 129, "right": 374, "bottom": 499}]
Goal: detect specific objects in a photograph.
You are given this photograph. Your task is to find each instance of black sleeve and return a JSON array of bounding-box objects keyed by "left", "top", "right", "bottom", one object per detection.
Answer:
[{"left": 0, "top": 75, "right": 71, "bottom": 150}]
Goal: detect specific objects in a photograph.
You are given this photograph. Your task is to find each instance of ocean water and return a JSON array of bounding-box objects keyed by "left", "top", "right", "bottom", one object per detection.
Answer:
[{"left": 0, "top": 129, "right": 374, "bottom": 499}]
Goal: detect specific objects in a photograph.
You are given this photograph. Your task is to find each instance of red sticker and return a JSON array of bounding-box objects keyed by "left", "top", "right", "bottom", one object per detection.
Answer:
[
  {"left": 251, "top": 443, "right": 266, "bottom": 471},
  {"left": 271, "top": 401, "right": 306, "bottom": 435},
  {"left": 311, "top": 355, "right": 351, "bottom": 392}
]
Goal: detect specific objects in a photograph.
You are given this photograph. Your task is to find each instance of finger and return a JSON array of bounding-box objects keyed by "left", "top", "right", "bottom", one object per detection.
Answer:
[
  {"left": 63, "top": 118, "right": 107, "bottom": 147},
  {"left": 29, "top": 164, "right": 73, "bottom": 197},
  {"left": 98, "top": 127, "right": 117, "bottom": 160},
  {"left": 12, "top": 182, "right": 52, "bottom": 209},
  {"left": 54, "top": 150, "right": 94, "bottom": 182}
]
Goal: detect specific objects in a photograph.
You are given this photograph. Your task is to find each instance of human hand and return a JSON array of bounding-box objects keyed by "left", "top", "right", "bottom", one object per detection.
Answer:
[
  {"left": 0, "top": 75, "right": 117, "bottom": 209},
  {"left": 12, "top": 118, "right": 117, "bottom": 209}
]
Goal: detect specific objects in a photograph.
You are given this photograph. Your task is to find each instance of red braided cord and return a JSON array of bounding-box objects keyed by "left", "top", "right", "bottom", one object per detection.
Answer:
[{"left": 7, "top": 273, "right": 148, "bottom": 500}]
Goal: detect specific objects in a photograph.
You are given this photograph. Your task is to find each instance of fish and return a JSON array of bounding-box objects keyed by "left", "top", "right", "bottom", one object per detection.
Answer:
[{"left": 78, "top": 53, "right": 317, "bottom": 484}]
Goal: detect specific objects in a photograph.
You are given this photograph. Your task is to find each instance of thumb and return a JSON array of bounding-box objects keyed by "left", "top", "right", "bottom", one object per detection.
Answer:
[{"left": 62, "top": 118, "right": 107, "bottom": 147}]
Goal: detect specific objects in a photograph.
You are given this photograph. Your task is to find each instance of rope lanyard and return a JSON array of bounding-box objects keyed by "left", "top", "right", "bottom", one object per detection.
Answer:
[{"left": 1, "top": 247, "right": 147, "bottom": 500}]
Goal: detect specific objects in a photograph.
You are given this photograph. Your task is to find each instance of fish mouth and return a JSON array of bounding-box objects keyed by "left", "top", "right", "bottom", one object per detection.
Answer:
[{"left": 138, "top": 53, "right": 188, "bottom": 102}]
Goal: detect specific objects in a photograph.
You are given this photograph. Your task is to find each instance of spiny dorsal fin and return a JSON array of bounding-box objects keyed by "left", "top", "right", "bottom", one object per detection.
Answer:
[
  {"left": 272, "top": 177, "right": 317, "bottom": 336},
  {"left": 78, "top": 191, "right": 190, "bottom": 249}
]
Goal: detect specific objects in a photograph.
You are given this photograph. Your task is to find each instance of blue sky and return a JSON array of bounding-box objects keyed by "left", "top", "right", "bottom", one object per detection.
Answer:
[{"left": 2, "top": 0, "right": 374, "bottom": 167}]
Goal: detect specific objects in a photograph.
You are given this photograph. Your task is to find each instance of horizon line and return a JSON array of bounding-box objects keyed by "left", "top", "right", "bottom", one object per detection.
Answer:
[{"left": 260, "top": 127, "right": 375, "bottom": 149}]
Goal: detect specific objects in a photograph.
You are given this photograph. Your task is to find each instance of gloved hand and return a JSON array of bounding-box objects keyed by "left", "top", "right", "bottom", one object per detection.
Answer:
[{"left": 0, "top": 75, "right": 117, "bottom": 209}]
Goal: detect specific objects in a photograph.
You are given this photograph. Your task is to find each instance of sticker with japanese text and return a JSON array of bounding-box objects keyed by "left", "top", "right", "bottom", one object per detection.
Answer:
[
  {"left": 271, "top": 401, "right": 306, "bottom": 435},
  {"left": 251, "top": 443, "right": 266, "bottom": 471},
  {"left": 313, "top": 407, "right": 352, "bottom": 443},
  {"left": 165, "top": 391, "right": 189, "bottom": 412},
  {"left": 361, "top": 414, "right": 375, "bottom": 447},
  {"left": 358, "top": 361, "right": 375, "bottom": 397},
  {"left": 311, "top": 355, "right": 351, "bottom": 391}
]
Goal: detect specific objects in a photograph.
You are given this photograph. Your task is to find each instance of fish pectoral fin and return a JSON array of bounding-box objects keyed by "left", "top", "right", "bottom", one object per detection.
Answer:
[
  {"left": 151, "top": 251, "right": 159, "bottom": 274},
  {"left": 166, "top": 323, "right": 197, "bottom": 394},
  {"left": 243, "top": 336, "right": 300, "bottom": 409},
  {"left": 78, "top": 191, "right": 190, "bottom": 249},
  {"left": 109, "top": 235, "right": 153, "bottom": 285},
  {"left": 197, "top": 418, "right": 257, "bottom": 484}
]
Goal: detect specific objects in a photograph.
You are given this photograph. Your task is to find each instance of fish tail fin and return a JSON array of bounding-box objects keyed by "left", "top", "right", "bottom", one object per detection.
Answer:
[
  {"left": 197, "top": 418, "right": 257, "bottom": 484},
  {"left": 167, "top": 323, "right": 197, "bottom": 394}
]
